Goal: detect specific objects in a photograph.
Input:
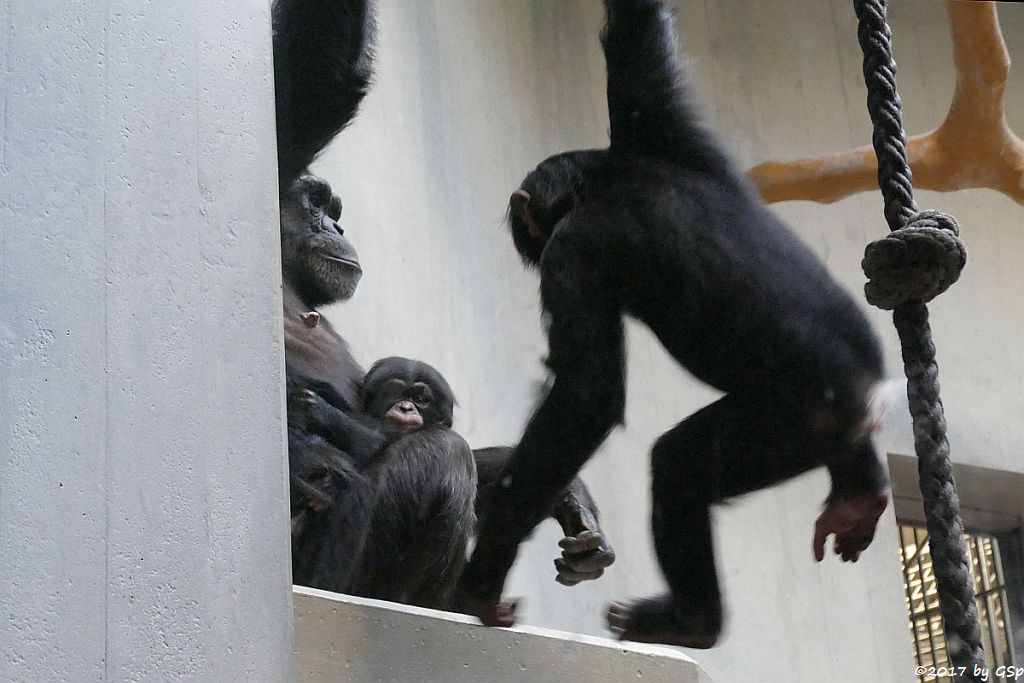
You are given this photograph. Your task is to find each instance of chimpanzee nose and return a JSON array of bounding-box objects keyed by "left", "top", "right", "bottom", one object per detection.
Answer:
[
  {"left": 323, "top": 217, "right": 344, "bottom": 236},
  {"left": 395, "top": 400, "right": 416, "bottom": 413}
]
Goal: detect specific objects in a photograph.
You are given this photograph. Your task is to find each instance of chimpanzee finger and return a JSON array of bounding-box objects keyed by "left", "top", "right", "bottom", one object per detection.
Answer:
[
  {"left": 835, "top": 535, "right": 867, "bottom": 561},
  {"left": 557, "top": 571, "right": 605, "bottom": 586},
  {"left": 555, "top": 557, "right": 604, "bottom": 585},
  {"left": 607, "top": 601, "right": 632, "bottom": 635},
  {"left": 813, "top": 519, "right": 830, "bottom": 562},
  {"left": 555, "top": 555, "right": 605, "bottom": 576},
  {"left": 561, "top": 546, "right": 616, "bottom": 573},
  {"left": 559, "top": 530, "right": 604, "bottom": 554}
]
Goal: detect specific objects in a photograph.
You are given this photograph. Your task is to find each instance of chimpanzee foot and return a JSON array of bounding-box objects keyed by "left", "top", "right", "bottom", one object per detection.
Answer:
[
  {"left": 479, "top": 600, "right": 518, "bottom": 627},
  {"left": 454, "top": 588, "right": 519, "bottom": 627},
  {"left": 607, "top": 595, "right": 721, "bottom": 648}
]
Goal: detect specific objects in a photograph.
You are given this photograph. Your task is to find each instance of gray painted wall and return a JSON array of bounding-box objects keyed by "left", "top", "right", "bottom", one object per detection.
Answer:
[
  {"left": 0, "top": 1, "right": 293, "bottom": 680},
  {"left": 313, "top": 1, "right": 1024, "bottom": 681}
]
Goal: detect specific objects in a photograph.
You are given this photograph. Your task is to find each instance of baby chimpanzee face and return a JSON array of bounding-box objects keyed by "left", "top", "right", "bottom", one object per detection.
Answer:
[{"left": 360, "top": 357, "right": 456, "bottom": 430}]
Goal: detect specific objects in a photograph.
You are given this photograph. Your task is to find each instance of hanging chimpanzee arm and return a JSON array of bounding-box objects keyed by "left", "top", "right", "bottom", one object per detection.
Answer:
[
  {"left": 603, "top": 0, "right": 730, "bottom": 174},
  {"left": 815, "top": 442, "right": 890, "bottom": 563},
  {"left": 273, "top": 0, "right": 375, "bottom": 185}
]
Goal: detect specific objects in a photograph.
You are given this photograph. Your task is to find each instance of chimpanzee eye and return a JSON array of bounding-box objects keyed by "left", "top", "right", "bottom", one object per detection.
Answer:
[{"left": 413, "top": 396, "right": 430, "bottom": 408}]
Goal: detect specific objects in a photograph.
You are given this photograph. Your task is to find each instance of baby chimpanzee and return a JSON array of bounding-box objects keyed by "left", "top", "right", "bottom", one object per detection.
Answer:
[
  {"left": 289, "top": 357, "right": 477, "bottom": 608},
  {"left": 291, "top": 357, "right": 458, "bottom": 470},
  {"left": 459, "top": 0, "right": 889, "bottom": 647}
]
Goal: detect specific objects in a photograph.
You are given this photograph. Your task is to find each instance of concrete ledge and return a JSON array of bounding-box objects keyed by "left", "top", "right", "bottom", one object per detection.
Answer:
[{"left": 294, "top": 587, "right": 712, "bottom": 682}]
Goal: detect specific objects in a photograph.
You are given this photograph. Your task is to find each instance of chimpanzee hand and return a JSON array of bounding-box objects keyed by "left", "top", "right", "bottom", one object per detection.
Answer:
[
  {"left": 288, "top": 387, "right": 337, "bottom": 434},
  {"left": 813, "top": 489, "right": 889, "bottom": 562},
  {"left": 555, "top": 530, "right": 616, "bottom": 585},
  {"left": 287, "top": 388, "right": 318, "bottom": 431}
]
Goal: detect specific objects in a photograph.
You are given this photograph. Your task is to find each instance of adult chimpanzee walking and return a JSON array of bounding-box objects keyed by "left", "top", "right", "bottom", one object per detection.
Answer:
[{"left": 459, "top": 0, "right": 890, "bottom": 646}]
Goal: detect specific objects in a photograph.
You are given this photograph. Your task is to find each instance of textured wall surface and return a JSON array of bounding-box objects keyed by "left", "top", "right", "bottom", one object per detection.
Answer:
[
  {"left": 311, "top": 1, "right": 1024, "bottom": 681},
  {"left": 294, "top": 588, "right": 713, "bottom": 683},
  {"left": 0, "top": 1, "right": 293, "bottom": 680}
]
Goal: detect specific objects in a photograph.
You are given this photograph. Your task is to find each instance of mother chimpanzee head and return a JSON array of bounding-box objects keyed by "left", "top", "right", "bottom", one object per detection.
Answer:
[{"left": 280, "top": 174, "right": 363, "bottom": 309}]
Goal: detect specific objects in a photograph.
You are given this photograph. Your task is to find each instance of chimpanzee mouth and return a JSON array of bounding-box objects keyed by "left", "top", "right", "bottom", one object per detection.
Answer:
[
  {"left": 385, "top": 401, "right": 424, "bottom": 430},
  {"left": 320, "top": 254, "right": 362, "bottom": 271}
]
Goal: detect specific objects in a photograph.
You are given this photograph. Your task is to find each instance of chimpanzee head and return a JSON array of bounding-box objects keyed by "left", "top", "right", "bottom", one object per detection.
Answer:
[
  {"left": 360, "top": 357, "right": 456, "bottom": 431},
  {"left": 280, "top": 174, "right": 362, "bottom": 308},
  {"left": 508, "top": 150, "right": 600, "bottom": 266}
]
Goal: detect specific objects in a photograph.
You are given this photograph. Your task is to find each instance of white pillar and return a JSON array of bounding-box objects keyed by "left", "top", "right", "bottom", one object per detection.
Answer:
[{"left": 0, "top": 1, "right": 293, "bottom": 679}]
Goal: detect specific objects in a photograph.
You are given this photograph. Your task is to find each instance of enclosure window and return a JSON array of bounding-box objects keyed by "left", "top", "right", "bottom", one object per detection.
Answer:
[{"left": 899, "top": 524, "right": 1017, "bottom": 682}]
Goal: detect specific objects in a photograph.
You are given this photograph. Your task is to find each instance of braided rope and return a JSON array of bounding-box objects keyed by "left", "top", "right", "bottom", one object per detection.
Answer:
[{"left": 852, "top": 0, "right": 982, "bottom": 678}]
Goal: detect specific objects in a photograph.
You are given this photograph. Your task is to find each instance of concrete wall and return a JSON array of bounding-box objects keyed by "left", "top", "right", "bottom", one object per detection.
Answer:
[
  {"left": 294, "top": 588, "right": 713, "bottom": 683},
  {"left": 0, "top": 1, "right": 293, "bottom": 680},
  {"left": 314, "top": 1, "right": 1024, "bottom": 681}
]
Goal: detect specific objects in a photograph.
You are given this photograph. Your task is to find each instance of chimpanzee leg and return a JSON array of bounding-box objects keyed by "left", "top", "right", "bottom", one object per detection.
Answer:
[
  {"left": 300, "top": 452, "right": 375, "bottom": 593},
  {"left": 395, "top": 488, "right": 476, "bottom": 609},
  {"left": 351, "top": 473, "right": 476, "bottom": 610},
  {"left": 610, "top": 391, "right": 841, "bottom": 647},
  {"left": 349, "top": 430, "right": 478, "bottom": 610}
]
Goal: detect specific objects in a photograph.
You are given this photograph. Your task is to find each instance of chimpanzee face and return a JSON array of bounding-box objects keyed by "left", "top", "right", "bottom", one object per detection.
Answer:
[
  {"left": 361, "top": 357, "right": 455, "bottom": 431},
  {"left": 280, "top": 175, "right": 362, "bottom": 307}
]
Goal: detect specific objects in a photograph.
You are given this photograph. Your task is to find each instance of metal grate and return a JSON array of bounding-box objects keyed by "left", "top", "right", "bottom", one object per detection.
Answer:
[{"left": 899, "top": 524, "right": 1016, "bottom": 682}]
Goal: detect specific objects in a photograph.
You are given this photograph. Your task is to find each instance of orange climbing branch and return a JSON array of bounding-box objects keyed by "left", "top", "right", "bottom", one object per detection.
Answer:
[{"left": 748, "top": 0, "right": 1024, "bottom": 205}]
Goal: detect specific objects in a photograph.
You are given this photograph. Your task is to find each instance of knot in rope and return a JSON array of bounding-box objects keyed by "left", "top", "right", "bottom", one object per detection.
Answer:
[{"left": 861, "top": 210, "right": 966, "bottom": 310}]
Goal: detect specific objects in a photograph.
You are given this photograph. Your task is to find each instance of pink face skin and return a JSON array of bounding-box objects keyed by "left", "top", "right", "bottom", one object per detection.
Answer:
[{"left": 384, "top": 399, "right": 424, "bottom": 431}]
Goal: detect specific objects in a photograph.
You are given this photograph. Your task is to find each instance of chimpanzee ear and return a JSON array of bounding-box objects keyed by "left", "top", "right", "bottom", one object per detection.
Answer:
[{"left": 442, "top": 398, "right": 456, "bottom": 428}]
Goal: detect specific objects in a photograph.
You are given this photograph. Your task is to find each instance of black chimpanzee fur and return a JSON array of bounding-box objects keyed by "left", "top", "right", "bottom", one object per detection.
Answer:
[
  {"left": 460, "top": 0, "right": 890, "bottom": 646},
  {"left": 289, "top": 357, "right": 477, "bottom": 607},
  {"left": 274, "top": 0, "right": 615, "bottom": 607}
]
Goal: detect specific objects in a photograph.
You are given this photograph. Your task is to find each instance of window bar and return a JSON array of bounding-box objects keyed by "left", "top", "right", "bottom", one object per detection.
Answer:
[
  {"left": 918, "top": 526, "right": 949, "bottom": 675},
  {"left": 991, "top": 532, "right": 1015, "bottom": 667},
  {"left": 902, "top": 528, "right": 929, "bottom": 682}
]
